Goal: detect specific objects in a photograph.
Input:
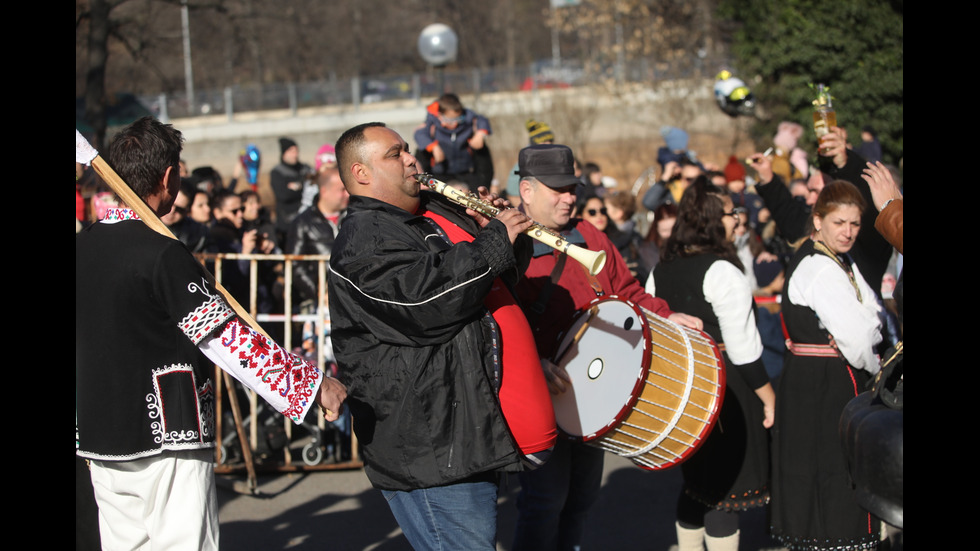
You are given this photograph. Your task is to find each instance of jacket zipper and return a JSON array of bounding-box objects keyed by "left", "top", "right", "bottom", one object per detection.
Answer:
[{"left": 447, "top": 400, "right": 458, "bottom": 468}]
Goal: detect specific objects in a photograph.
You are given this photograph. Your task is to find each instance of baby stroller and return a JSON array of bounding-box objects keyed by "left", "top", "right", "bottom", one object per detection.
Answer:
[
  {"left": 300, "top": 397, "right": 352, "bottom": 466},
  {"left": 217, "top": 379, "right": 343, "bottom": 467}
]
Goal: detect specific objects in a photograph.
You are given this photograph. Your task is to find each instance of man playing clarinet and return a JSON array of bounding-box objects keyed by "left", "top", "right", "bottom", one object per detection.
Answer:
[{"left": 328, "top": 122, "right": 556, "bottom": 550}]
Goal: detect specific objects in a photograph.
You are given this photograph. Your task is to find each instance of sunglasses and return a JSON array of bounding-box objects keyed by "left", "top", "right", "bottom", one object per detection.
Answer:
[
  {"left": 586, "top": 208, "right": 608, "bottom": 216},
  {"left": 723, "top": 210, "right": 743, "bottom": 226}
]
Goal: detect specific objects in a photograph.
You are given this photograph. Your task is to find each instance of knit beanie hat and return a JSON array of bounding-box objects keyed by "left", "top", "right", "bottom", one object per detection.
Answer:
[
  {"left": 754, "top": 257, "right": 784, "bottom": 289},
  {"left": 661, "top": 126, "right": 689, "bottom": 152},
  {"left": 279, "top": 137, "right": 298, "bottom": 156},
  {"left": 526, "top": 119, "right": 555, "bottom": 145},
  {"left": 724, "top": 155, "right": 746, "bottom": 183},
  {"left": 315, "top": 144, "right": 337, "bottom": 171}
]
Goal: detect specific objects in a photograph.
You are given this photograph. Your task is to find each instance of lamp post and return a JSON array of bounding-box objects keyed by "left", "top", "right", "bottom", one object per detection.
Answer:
[
  {"left": 417, "top": 23, "right": 458, "bottom": 94},
  {"left": 181, "top": 0, "right": 195, "bottom": 115}
]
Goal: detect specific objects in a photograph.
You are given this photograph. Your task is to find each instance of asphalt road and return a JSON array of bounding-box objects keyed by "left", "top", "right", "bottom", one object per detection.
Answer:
[{"left": 217, "top": 453, "right": 786, "bottom": 551}]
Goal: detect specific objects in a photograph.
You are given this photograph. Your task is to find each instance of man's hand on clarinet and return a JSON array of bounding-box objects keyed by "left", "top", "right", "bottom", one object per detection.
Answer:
[
  {"left": 494, "top": 208, "right": 534, "bottom": 244},
  {"left": 317, "top": 376, "right": 348, "bottom": 422},
  {"left": 478, "top": 186, "right": 510, "bottom": 211},
  {"left": 467, "top": 187, "right": 533, "bottom": 243},
  {"left": 465, "top": 186, "right": 512, "bottom": 227}
]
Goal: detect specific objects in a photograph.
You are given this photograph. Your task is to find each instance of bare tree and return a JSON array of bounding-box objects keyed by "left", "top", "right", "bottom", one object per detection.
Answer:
[
  {"left": 78, "top": 0, "right": 155, "bottom": 150},
  {"left": 548, "top": 0, "right": 723, "bottom": 81}
]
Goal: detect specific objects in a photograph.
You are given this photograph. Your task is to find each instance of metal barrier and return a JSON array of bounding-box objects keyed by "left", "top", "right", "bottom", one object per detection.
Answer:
[
  {"left": 143, "top": 54, "right": 730, "bottom": 120},
  {"left": 196, "top": 251, "right": 361, "bottom": 487}
]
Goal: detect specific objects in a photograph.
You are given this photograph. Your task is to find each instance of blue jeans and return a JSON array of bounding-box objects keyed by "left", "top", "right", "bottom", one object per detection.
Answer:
[
  {"left": 382, "top": 476, "right": 499, "bottom": 550},
  {"left": 512, "top": 438, "right": 604, "bottom": 551}
]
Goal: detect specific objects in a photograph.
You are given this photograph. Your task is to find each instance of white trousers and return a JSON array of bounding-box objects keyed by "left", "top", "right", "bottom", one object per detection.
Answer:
[{"left": 88, "top": 449, "right": 218, "bottom": 551}]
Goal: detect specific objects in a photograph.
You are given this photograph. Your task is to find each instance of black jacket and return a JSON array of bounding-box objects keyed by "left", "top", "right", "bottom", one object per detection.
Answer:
[
  {"left": 328, "top": 192, "right": 530, "bottom": 491},
  {"left": 270, "top": 161, "right": 313, "bottom": 236},
  {"left": 208, "top": 218, "right": 250, "bottom": 306},
  {"left": 168, "top": 216, "right": 210, "bottom": 253},
  {"left": 286, "top": 204, "right": 345, "bottom": 303}
]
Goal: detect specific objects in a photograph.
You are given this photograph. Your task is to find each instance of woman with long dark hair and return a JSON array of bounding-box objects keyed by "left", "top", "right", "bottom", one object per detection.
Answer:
[
  {"left": 648, "top": 176, "right": 775, "bottom": 550},
  {"left": 770, "top": 180, "right": 883, "bottom": 550}
]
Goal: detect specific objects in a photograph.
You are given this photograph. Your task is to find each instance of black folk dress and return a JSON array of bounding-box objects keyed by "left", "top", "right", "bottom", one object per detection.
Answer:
[
  {"left": 770, "top": 239, "right": 881, "bottom": 550},
  {"left": 652, "top": 254, "right": 770, "bottom": 512}
]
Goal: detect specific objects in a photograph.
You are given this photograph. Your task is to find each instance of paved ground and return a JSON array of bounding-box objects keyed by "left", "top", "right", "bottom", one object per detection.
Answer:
[{"left": 217, "top": 453, "right": 787, "bottom": 550}]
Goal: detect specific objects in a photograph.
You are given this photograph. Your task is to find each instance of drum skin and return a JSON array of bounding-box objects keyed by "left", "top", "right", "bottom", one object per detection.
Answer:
[{"left": 551, "top": 296, "right": 725, "bottom": 470}]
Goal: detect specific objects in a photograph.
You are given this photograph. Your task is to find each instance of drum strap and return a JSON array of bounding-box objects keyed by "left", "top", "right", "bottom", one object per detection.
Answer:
[
  {"left": 784, "top": 339, "right": 839, "bottom": 357},
  {"left": 582, "top": 268, "right": 605, "bottom": 297},
  {"left": 528, "top": 252, "right": 568, "bottom": 320},
  {"left": 574, "top": 253, "right": 605, "bottom": 297}
]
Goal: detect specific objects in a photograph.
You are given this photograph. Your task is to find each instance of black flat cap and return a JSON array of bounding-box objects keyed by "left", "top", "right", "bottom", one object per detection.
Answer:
[{"left": 518, "top": 144, "right": 580, "bottom": 189}]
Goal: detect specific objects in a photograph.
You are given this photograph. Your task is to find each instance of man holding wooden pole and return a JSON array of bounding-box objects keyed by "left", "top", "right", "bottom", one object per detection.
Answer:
[{"left": 76, "top": 117, "right": 346, "bottom": 550}]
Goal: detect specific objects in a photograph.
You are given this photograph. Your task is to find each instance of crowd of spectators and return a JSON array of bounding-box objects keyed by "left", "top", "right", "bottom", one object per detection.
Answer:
[{"left": 75, "top": 112, "right": 903, "bottom": 386}]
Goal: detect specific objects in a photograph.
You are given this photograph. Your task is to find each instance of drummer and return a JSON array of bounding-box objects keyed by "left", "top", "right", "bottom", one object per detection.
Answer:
[{"left": 510, "top": 144, "right": 702, "bottom": 551}]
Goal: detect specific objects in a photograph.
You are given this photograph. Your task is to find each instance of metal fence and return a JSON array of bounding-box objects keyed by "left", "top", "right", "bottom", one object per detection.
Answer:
[
  {"left": 142, "top": 55, "right": 726, "bottom": 121},
  {"left": 200, "top": 251, "right": 361, "bottom": 488}
]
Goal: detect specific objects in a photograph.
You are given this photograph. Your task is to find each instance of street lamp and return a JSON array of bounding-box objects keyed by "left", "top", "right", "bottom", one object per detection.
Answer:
[
  {"left": 181, "top": 0, "right": 195, "bottom": 115},
  {"left": 417, "top": 23, "right": 458, "bottom": 94}
]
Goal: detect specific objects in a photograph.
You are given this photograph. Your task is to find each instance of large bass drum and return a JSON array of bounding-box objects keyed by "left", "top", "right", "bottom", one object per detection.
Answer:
[{"left": 550, "top": 296, "right": 725, "bottom": 470}]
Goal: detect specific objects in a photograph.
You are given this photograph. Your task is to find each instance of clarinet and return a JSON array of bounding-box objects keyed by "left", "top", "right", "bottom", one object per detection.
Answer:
[{"left": 415, "top": 173, "right": 606, "bottom": 276}]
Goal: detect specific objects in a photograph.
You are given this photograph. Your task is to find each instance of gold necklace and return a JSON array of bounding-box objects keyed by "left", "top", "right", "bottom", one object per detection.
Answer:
[{"left": 812, "top": 239, "right": 862, "bottom": 303}]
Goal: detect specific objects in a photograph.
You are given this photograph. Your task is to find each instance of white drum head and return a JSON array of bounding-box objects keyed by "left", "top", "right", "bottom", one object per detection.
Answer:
[{"left": 551, "top": 298, "right": 650, "bottom": 440}]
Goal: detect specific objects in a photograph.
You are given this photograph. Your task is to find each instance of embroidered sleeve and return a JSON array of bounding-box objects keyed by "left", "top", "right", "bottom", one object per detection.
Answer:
[
  {"left": 198, "top": 317, "right": 324, "bottom": 424},
  {"left": 178, "top": 282, "right": 236, "bottom": 345},
  {"left": 156, "top": 242, "right": 235, "bottom": 345},
  {"left": 154, "top": 240, "right": 324, "bottom": 423}
]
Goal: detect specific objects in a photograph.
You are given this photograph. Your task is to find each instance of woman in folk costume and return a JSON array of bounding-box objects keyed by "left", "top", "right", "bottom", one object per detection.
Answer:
[
  {"left": 647, "top": 176, "right": 775, "bottom": 550},
  {"left": 770, "top": 180, "right": 883, "bottom": 550}
]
